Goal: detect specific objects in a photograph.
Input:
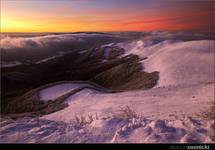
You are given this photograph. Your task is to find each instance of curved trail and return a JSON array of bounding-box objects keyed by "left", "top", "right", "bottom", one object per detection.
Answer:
[
  {"left": 37, "top": 80, "right": 121, "bottom": 102},
  {"left": 17, "top": 80, "right": 121, "bottom": 103}
]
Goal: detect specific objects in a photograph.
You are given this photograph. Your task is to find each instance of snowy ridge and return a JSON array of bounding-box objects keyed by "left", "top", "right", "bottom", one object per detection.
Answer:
[{"left": 115, "top": 40, "right": 214, "bottom": 87}]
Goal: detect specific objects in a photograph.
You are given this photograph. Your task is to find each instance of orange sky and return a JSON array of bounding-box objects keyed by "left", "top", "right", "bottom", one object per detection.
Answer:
[{"left": 1, "top": 0, "right": 214, "bottom": 32}]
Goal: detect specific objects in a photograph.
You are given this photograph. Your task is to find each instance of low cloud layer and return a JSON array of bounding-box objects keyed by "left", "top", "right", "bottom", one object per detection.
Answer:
[
  {"left": 0, "top": 31, "right": 213, "bottom": 64},
  {"left": 0, "top": 33, "right": 112, "bottom": 49}
]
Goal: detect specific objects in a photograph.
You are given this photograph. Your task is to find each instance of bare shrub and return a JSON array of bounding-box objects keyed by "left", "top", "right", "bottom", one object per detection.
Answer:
[
  {"left": 113, "top": 105, "right": 143, "bottom": 120},
  {"left": 201, "top": 105, "right": 215, "bottom": 120},
  {"left": 74, "top": 113, "right": 98, "bottom": 127}
]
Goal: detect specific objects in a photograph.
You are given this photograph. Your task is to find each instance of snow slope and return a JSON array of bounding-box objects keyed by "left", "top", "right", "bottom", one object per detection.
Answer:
[
  {"left": 116, "top": 40, "right": 214, "bottom": 87},
  {"left": 143, "top": 40, "right": 214, "bottom": 87},
  {"left": 1, "top": 82, "right": 214, "bottom": 143},
  {"left": 40, "top": 39, "right": 214, "bottom": 143},
  {"left": 42, "top": 82, "right": 213, "bottom": 123}
]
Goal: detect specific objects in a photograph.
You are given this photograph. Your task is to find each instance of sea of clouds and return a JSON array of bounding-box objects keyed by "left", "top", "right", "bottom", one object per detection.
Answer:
[
  {"left": 0, "top": 33, "right": 113, "bottom": 49},
  {"left": 1, "top": 31, "right": 213, "bottom": 50}
]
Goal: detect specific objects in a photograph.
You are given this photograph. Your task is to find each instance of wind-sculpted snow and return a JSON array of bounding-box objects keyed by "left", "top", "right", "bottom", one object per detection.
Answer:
[{"left": 0, "top": 116, "right": 214, "bottom": 143}]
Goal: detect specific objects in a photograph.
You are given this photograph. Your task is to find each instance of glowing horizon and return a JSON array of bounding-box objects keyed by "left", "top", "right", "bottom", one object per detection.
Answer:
[{"left": 1, "top": 0, "right": 214, "bottom": 32}]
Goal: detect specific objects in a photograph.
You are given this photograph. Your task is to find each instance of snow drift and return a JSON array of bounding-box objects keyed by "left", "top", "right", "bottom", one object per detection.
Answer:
[{"left": 1, "top": 114, "right": 214, "bottom": 143}]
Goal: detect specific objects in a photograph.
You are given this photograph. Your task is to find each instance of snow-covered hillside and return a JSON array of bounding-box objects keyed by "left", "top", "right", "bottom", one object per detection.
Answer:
[
  {"left": 1, "top": 38, "right": 214, "bottom": 143},
  {"left": 115, "top": 40, "right": 214, "bottom": 87}
]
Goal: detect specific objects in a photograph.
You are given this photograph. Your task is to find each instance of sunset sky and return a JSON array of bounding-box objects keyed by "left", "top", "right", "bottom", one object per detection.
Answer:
[{"left": 1, "top": 0, "right": 214, "bottom": 32}]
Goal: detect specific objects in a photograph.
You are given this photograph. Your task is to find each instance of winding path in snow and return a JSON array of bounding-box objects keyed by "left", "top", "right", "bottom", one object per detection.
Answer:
[{"left": 37, "top": 81, "right": 120, "bottom": 102}]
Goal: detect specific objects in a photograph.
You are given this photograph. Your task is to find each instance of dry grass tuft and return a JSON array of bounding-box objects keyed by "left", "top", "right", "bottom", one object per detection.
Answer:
[
  {"left": 113, "top": 105, "right": 143, "bottom": 120},
  {"left": 74, "top": 113, "right": 99, "bottom": 127}
]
